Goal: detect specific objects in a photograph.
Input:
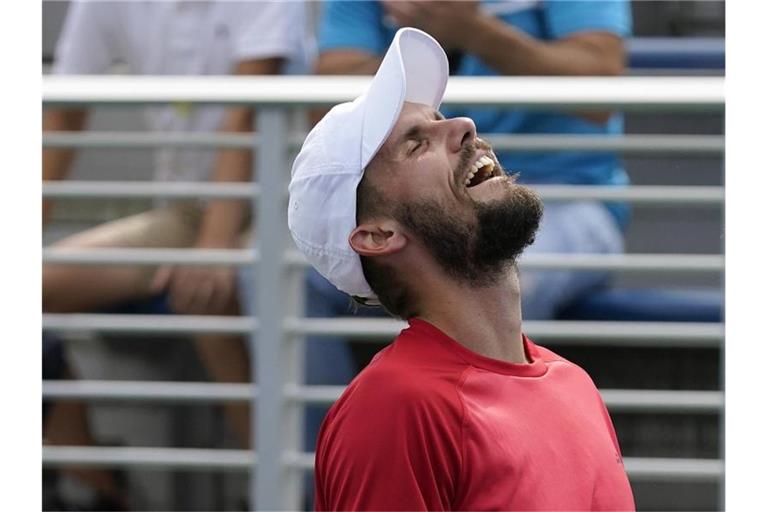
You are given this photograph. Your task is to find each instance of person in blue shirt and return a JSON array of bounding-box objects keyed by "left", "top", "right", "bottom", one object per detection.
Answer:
[{"left": 313, "top": 0, "right": 632, "bottom": 321}]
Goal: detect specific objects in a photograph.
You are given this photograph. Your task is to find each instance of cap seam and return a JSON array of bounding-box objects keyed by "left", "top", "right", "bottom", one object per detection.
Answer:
[
  {"left": 294, "top": 234, "right": 355, "bottom": 259},
  {"left": 291, "top": 166, "right": 363, "bottom": 180}
]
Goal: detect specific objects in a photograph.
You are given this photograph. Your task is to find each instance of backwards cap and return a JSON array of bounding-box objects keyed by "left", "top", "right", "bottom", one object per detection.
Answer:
[{"left": 288, "top": 27, "right": 449, "bottom": 300}]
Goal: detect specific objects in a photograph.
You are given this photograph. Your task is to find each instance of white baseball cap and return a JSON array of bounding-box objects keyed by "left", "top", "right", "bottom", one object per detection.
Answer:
[{"left": 288, "top": 27, "right": 449, "bottom": 300}]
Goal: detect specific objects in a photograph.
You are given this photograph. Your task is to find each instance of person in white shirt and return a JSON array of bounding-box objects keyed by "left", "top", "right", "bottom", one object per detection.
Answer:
[{"left": 42, "top": 2, "right": 309, "bottom": 507}]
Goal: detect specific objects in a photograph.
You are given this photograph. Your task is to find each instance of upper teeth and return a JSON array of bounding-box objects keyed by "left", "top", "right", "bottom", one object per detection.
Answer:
[{"left": 465, "top": 155, "right": 495, "bottom": 185}]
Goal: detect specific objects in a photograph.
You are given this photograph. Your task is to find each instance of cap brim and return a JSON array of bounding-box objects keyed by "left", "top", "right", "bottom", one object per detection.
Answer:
[{"left": 360, "top": 27, "right": 449, "bottom": 168}]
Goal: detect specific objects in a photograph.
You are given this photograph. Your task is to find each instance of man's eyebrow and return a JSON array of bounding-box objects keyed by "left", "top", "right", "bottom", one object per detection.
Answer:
[
  {"left": 397, "top": 109, "right": 445, "bottom": 147},
  {"left": 401, "top": 125, "right": 423, "bottom": 143}
]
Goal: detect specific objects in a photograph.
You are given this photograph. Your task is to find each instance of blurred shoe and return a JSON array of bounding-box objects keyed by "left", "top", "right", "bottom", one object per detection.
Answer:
[{"left": 43, "top": 468, "right": 131, "bottom": 511}]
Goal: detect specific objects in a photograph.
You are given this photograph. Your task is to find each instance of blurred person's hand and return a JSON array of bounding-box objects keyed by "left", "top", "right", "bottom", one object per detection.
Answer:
[
  {"left": 151, "top": 261, "right": 236, "bottom": 315},
  {"left": 43, "top": 199, "right": 54, "bottom": 229},
  {"left": 382, "top": 0, "right": 480, "bottom": 51}
]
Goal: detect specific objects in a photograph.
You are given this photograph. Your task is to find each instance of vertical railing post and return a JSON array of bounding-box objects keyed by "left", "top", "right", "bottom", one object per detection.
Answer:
[
  {"left": 252, "top": 107, "right": 304, "bottom": 510},
  {"left": 717, "top": 147, "right": 725, "bottom": 512}
]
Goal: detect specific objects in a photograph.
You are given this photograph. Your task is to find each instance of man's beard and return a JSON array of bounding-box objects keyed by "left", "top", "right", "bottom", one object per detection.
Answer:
[{"left": 394, "top": 180, "right": 543, "bottom": 287}]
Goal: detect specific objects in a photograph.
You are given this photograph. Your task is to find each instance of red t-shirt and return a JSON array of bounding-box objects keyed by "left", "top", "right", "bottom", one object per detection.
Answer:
[{"left": 315, "top": 319, "right": 635, "bottom": 511}]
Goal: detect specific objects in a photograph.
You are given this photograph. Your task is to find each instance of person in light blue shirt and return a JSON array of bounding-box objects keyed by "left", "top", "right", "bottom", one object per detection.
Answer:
[{"left": 314, "top": 0, "right": 632, "bottom": 320}]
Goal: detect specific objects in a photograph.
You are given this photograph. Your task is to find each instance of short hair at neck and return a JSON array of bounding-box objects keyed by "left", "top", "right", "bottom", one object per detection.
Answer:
[{"left": 355, "top": 169, "right": 419, "bottom": 320}]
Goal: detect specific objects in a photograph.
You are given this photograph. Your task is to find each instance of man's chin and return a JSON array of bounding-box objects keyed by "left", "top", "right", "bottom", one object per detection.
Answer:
[{"left": 473, "top": 183, "right": 543, "bottom": 265}]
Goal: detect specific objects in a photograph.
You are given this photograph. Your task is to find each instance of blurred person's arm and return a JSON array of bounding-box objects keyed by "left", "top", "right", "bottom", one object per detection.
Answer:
[
  {"left": 43, "top": 1, "right": 114, "bottom": 226},
  {"left": 316, "top": 51, "right": 382, "bottom": 76},
  {"left": 195, "top": 58, "right": 282, "bottom": 251},
  {"left": 42, "top": 108, "right": 88, "bottom": 226},
  {"left": 153, "top": 0, "right": 306, "bottom": 314},
  {"left": 153, "top": 57, "right": 283, "bottom": 315},
  {"left": 311, "top": 52, "right": 382, "bottom": 126},
  {"left": 382, "top": 0, "right": 629, "bottom": 123},
  {"left": 382, "top": 1, "right": 625, "bottom": 76},
  {"left": 311, "top": 0, "right": 388, "bottom": 125},
  {"left": 193, "top": 0, "right": 306, "bottom": 252}
]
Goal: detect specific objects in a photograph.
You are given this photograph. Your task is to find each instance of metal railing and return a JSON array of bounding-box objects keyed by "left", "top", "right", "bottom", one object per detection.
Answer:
[
  {"left": 43, "top": 381, "right": 723, "bottom": 414},
  {"left": 43, "top": 181, "right": 724, "bottom": 205},
  {"left": 43, "top": 445, "right": 723, "bottom": 483},
  {"left": 42, "top": 247, "right": 724, "bottom": 272},
  {"left": 42, "top": 75, "right": 725, "bottom": 510},
  {"left": 43, "top": 314, "right": 723, "bottom": 347},
  {"left": 44, "top": 131, "right": 724, "bottom": 154},
  {"left": 43, "top": 75, "right": 724, "bottom": 110}
]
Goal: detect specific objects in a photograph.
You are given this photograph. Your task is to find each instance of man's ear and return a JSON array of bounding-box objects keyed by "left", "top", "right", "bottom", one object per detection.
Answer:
[{"left": 349, "top": 220, "right": 407, "bottom": 257}]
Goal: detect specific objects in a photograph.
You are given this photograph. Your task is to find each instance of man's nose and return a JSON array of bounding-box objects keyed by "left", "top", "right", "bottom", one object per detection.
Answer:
[{"left": 443, "top": 117, "right": 477, "bottom": 153}]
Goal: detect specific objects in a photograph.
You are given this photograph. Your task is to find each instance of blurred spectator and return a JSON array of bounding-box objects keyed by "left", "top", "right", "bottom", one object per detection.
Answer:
[
  {"left": 43, "top": 332, "right": 132, "bottom": 511},
  {"left": 42, "top": 1, "right": 309, "bottom": 508},
  {"left": 312, "top": 0, "right": 632, "bottom": 365}
]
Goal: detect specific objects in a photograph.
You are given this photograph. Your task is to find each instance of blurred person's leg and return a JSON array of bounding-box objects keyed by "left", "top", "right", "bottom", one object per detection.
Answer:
[
  {"left": 43, "top": 203, "right": 253, "bottom": 444},
  {"left": 43, "top": 206, "right": 199, "bottom": 509},
  {"left": 519, "top": 201, "right": 624, "bottom": 320},
  {"left": 43, "top": 205, "right": 200, "bottom": 313},
  {"left": 43, "top": 333, "right": 128, "bottom": 510},
  {"left": 192, "top": 293, "right": 252, "bottom": 448}
]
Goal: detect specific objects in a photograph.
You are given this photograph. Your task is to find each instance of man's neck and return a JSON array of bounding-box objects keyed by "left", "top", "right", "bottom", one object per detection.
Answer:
[{"left": 416, "top": 270, "right": 528, "bottom": 364}]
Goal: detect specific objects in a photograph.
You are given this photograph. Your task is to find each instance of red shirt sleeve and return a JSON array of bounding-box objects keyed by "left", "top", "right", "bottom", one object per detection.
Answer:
[{"left": 315, "top": 369, "right": 464, "bottom": 511}]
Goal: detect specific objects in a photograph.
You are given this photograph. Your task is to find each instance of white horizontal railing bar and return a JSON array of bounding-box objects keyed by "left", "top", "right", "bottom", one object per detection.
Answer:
[
  {"left": 43, "top": 380, "right": 255, "bottom": 403},
  {"left": 43, "top": 314, "right": 256, "bottom": 335},
  {"left": 43, "top": 181, "right": 259, "bottom": 200},
  {"left": 518, "top": 253, "right": 724, "bottom": 272},
  {"left": 41, "top": 446, "right": 722, "bottom": 481},
  {"left": 43, "top": 131, "right": 724, "bottom": 154},
  {"left": 42, "top": 76, "right": 724, "bottom": 111},
  {"left": 443, "top": 76, "right": 724, "bottom": 111},
  {"left": 287, "top": 385, "right": 722, "bottom": 413},
  {"left": 290, "top": 318, "right": 723, "bottom": 347},
  {"left": 628, "top": 68, "right": 724, "bottom": 77},
  {"left": 44, "top": 131, "right": 259, "bottom": 149},
  {"left": 284, "top": 250, "right": 724, "bottom": 273},
  {"left": 43, "top": 247, "right": 256, "bottom": 266},
  {"left": 287, "top": 385, "right": 346, "bottom": 405},
  {"left": 523, "top": 321, "right": 723, "bottom": 346},
  {"left": 288, "top": 452, "right": 316, "bottom": 472},
  {"left": 43, "top": 446, "right": 253, "bottom": 470},
  {"left": 285, "top": 453, "right": 725, "bottom": 482},
  {"left": 598, "top": 389, "right": 723, "bottom": 414},
  {"left": 483, "top": 134, "right": 724, "bottom": 154},
  {"left": 42, "top": 181, "right": 724, "bottom": 206},
  {"left": 534, "top": 185, "right": 723, "bottom": 205},
  {"left": 42, "top": 380, "right": 723, "bottom": 414},
  {"left": 623, "top": 457, "right": 723, "bottom": 482},
  {"left": 42, "top": 247, "right": 723, "bottom": 273},
  {"left": 42, "top": 315, "right": 722, "bottom": 346}
]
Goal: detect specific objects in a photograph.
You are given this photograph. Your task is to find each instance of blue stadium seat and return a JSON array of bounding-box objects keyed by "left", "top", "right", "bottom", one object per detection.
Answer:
[
  {"left": 627, "top": 37, "right": 725, "bottom": 70},
  {"left": 557, "top": 287, "right": 723, "bottom": 323}
]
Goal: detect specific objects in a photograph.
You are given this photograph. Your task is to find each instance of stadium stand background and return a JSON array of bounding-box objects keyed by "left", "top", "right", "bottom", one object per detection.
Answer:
[{"left": 42, "top": 1, "right": 724, "bottom": 510}]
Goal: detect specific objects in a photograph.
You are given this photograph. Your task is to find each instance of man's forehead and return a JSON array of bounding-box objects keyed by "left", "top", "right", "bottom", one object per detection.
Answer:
[{"left": 395, "top": 101, "right": 444, "bottom": 132}]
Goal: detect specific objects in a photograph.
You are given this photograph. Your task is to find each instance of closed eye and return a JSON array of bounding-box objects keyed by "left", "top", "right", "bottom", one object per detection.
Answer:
[{"left": 409, "top": 139, "right": 427, "bottom": 156}]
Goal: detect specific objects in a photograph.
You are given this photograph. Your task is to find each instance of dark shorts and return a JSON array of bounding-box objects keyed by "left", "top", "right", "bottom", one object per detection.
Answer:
[{"left": 42, "top": 333, "right": 68, "bottom": 422}]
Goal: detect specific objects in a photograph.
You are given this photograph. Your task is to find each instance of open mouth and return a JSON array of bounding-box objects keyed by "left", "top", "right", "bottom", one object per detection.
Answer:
[{"left": 464, "top": 153, "right": 502, "bottom": 188}]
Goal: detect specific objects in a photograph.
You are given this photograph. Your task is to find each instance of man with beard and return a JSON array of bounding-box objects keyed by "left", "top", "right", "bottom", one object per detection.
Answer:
[{"left": 289, "top": 28, "right": 634, "bottom": 511}]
